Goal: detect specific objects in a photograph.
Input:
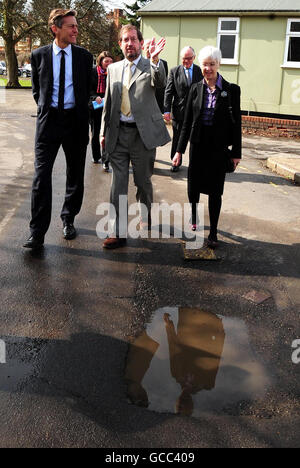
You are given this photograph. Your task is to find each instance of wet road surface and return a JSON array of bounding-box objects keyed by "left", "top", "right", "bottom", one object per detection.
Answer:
[{"left": 0, "top": 91, "right": 299, "bottom": 447}]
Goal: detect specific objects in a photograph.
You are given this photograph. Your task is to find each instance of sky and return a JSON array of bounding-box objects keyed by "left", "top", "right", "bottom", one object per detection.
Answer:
[{"left": 102, "top": 0, "right": 136, "bottom": 10}]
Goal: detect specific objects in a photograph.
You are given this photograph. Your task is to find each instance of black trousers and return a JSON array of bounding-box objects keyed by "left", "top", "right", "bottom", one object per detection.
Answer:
[
  {"left": 30, "top": 108, "right": 87, "bottom": 238},
  {"left": 171, "top": 119, "right": 183, "bottom": 165},
  {"left": 90, "top": 107, "right": 103, "bottom": 162}
]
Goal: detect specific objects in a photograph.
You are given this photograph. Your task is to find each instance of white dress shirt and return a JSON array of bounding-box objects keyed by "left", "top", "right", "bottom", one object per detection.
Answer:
[{"left": 51, "top": 41, "right": 75, "bottom": 109}]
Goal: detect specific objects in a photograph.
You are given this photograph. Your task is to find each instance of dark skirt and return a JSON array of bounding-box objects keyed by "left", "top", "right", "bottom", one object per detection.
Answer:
[{"left": 188, "top": 125, "right": 227, "bottom": 202}]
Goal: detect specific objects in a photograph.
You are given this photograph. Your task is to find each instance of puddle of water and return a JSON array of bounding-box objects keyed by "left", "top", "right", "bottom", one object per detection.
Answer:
[{"left": 125, "top": 307, "right": 271, "bottom": 417}]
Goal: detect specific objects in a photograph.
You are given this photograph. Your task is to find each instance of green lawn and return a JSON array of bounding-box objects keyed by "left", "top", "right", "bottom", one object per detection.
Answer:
[{"left": 0, "top": 77, "right": 32, "bottom": 87}]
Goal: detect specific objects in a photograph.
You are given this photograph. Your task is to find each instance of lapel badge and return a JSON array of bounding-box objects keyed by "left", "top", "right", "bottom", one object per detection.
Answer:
[{"left": 221, "top": 91, "right": 228, "bottom": 98}]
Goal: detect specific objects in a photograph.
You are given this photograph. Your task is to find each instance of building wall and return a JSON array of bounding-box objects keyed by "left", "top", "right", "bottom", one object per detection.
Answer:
[{"left": 141, "top": 14, "right": 300, "bottom": 117}]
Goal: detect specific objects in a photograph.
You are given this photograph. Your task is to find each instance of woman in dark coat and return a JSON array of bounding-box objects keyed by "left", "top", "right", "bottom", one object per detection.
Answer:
[
  {"left": 89, "top": 51, "right": 113, "bottom": 169},
  {"left": 173, "top": 46, "right": 241, "bottom": 248}
]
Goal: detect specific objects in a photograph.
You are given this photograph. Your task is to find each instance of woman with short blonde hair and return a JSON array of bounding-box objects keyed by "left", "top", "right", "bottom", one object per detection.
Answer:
[{"left": 173, "top": 46, "right": 242, "bottom": 248}]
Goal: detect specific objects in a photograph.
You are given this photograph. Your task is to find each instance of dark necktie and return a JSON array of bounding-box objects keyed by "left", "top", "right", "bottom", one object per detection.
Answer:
[
  {"left": 186, "top": 68, "right": 192, "bottom": 86},
  {"left": 58, "top": 50, "right": 65, "bottom": 112}
]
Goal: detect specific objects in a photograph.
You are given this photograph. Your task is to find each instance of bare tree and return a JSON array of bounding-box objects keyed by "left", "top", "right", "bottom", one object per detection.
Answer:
[
  {"left": 122, "top": 0, "right": 150, "bottom": 28},
  {"left": 0, "top": 0, "right": 44, "bottom": 87},
  {"left": 75, "top": 0, "right": 111, "bottom": 56},
  {"left": 0, "top": 0, "right": 112, "bottom": 87}
]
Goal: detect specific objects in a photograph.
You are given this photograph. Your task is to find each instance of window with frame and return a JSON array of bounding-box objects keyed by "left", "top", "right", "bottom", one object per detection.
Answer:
[
  {"left": 284, "top": 19, "right": 300, "bottom": 67},
  {"left": 217, "top": 17, "right": 240, "bottom": 65}
]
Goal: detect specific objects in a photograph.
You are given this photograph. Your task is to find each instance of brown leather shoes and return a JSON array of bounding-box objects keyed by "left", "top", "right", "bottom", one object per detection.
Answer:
[{"left": 103, "top": 237, "right": 127, "bottom": 249}]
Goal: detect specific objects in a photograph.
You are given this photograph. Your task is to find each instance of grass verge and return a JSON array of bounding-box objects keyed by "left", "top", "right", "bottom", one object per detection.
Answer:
[{"left": 0, "top": 78, "right": 32, "bottom": 87}]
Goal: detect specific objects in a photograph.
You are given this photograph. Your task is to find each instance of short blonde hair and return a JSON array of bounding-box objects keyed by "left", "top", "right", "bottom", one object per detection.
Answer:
[{"left": 198, "top": 46, "right": 222, "bottom": 65}]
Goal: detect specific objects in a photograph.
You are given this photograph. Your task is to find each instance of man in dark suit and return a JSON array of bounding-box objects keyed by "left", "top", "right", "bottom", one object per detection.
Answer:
[
  {"left": 144, "top": 39, "right": 168, "bottom": 113},
  {"left": 164, "top": 46, "right": 203, "bottom": 172},
  {"left": 23, "top": 8, "right": 93, "bottom": 249}
]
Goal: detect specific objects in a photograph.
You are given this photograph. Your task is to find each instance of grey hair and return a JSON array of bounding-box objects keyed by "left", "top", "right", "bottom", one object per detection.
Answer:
[
  {"left": 180, "top": 46, "right": 196, "bottom": 58},
  {"left": 198, "top": 46, "right": 222, "bottom": 65}
]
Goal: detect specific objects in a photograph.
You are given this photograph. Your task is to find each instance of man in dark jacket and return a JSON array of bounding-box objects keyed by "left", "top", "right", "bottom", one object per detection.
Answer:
[
  {"left": 164, "top": 46, "right": 203, "bottom": 172},
  {"left": 143, "top": 38, "right": 168, "bottom": 113},
  {"left": 23, "top": 9, "right": 93, "bottom": 249}
]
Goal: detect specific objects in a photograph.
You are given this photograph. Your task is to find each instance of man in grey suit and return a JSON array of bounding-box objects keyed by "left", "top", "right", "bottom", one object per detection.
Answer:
[{"left": 101, "top": 25, "right": 170, "bottom": 249}]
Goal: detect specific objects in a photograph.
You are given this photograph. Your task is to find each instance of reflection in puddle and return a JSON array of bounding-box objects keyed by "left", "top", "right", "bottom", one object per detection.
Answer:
[{"left": 125, "top": 307, "right": 271, "bottom": 416}]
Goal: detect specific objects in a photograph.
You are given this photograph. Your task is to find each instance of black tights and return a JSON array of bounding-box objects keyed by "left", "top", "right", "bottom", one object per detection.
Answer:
[{"left": 191, "top": 194, "right": 222, "bottom": 236}]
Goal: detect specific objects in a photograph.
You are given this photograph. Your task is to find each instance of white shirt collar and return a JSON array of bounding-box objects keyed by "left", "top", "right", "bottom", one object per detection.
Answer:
[{"left": 53, "top": 41, "right": 72, "bottom": 56}]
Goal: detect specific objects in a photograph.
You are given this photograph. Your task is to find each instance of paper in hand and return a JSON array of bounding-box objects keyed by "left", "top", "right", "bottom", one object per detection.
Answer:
[{"left": 92, "top": 99, "right": 104, "bottom": 110}]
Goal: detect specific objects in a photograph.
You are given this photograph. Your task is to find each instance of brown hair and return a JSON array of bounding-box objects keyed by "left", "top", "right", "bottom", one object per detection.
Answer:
[
  {"left": 118, "top": 24, "right": 143, "bottom": 43},
  {"left": 48, "top": 9, "right": 77, "bottom": 37},
  {"left": 96, "top": 51, "right": 114, "bottom": 67}
]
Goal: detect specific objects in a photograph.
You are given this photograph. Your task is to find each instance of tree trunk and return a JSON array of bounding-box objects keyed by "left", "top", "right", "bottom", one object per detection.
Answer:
[
  {"left": 4, "top": 38, "right": 21, "bottom": 88},
  {"left": 3, "top": 4, "right": 21, "bottom": 88}
]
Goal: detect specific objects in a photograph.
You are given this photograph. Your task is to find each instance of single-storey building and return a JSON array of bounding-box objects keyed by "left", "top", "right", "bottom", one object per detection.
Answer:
[{"left": 140, "top": 0, "right": 300, "bottom": 120}]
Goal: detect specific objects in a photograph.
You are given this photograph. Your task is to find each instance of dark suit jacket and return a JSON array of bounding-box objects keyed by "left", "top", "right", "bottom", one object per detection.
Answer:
[
  {"left": 31, "top": 44, "right": 93, "bottom": 143},
  {"left": 155, "top": 59, "right": 168, "bottom": 113},
  {"left": 164, "top": 64, "right": 203, "bottom": 121},
  {"left": 177, "top": 78, "right": 242, "bottom": 159}
]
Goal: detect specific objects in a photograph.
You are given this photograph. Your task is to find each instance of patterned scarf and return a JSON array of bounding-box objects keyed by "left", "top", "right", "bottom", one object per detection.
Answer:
[{"left": 97, "top": 66, "right": 107, "bottom": 94}]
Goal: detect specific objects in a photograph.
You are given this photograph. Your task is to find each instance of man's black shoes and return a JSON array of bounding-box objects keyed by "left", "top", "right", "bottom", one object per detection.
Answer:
[
  {"left": 63, "top": 223, "right": 77, "bottom": 240},
  {"left": 23, "top": 224, "right": 76, "bottom": 248},
  {"left": 23, "top": 236, "right": 44, "bottom": 249}
]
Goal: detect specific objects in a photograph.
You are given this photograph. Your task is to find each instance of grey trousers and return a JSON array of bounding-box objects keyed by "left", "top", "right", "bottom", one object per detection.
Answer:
[{"left": 108, "top": 125, "right": 156, "bottom": 236}]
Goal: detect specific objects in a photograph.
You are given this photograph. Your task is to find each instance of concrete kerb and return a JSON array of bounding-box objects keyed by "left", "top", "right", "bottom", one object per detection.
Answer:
[{"left": 267, "top": 155, "right": 300, "bottom": 184}]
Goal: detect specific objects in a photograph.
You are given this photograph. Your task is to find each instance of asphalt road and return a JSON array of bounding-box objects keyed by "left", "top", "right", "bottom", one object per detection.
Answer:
[{"left": 0, "top": 91, "right": 299, "bottom": 448}]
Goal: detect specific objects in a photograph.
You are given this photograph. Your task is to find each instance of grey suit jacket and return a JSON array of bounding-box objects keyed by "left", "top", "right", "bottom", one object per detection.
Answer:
[{"left": 101, "top": 56, "right": 171, "bottom": 154}]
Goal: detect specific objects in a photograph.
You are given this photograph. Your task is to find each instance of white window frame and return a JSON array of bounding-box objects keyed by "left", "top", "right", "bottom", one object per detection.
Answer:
[
  {"left": 283, "top": 18, "right": 300, "bottom": 68},
  {"left": 217, "top": 17, "right": 240, "bottom": 65}
]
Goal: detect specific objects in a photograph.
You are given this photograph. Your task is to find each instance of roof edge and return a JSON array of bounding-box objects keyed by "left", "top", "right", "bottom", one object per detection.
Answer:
[{"left": 140, "top": 11, "right": 300, "bottom": 17}]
